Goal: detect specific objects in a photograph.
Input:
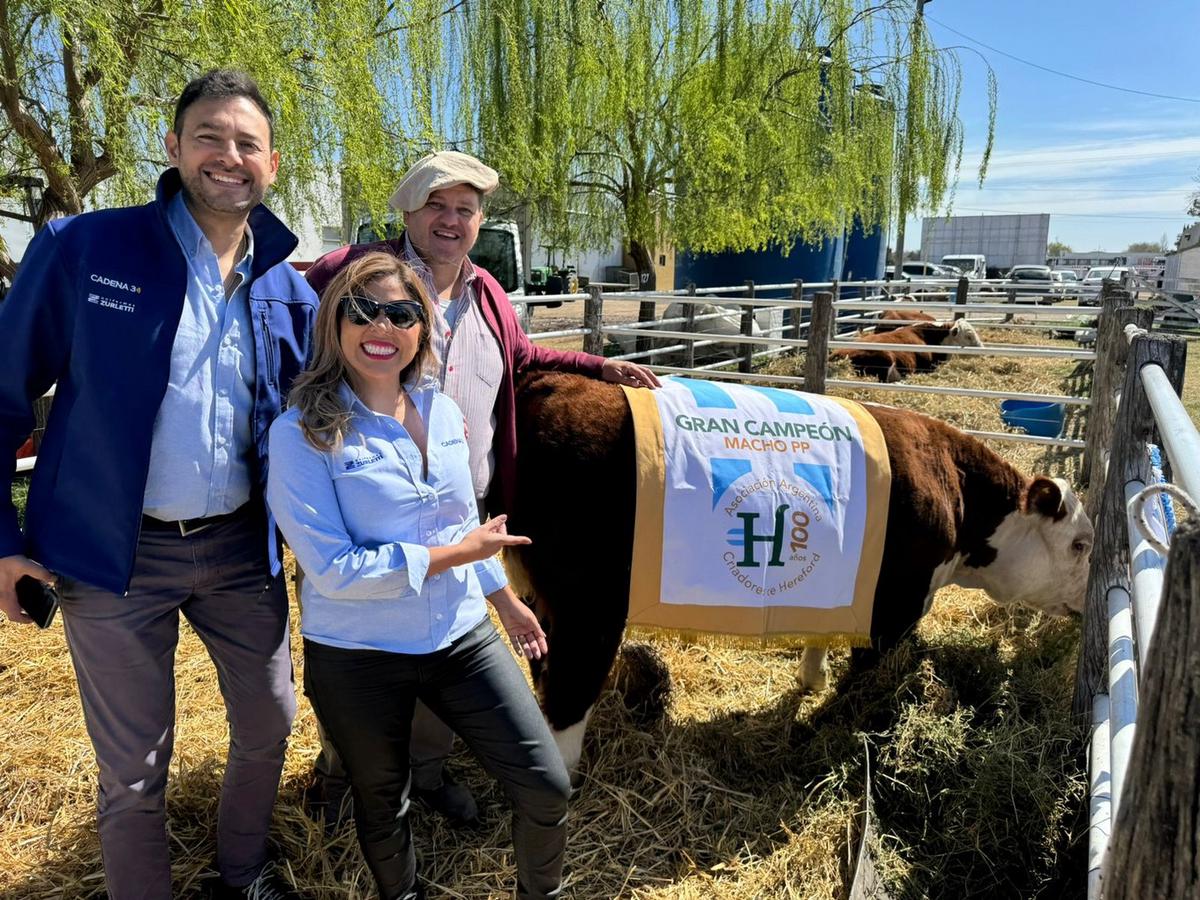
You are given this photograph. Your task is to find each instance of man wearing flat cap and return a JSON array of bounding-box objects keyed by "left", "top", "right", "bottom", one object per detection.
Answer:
[{"left": 303, "top": 150, "right": 659, "bottom": 827}]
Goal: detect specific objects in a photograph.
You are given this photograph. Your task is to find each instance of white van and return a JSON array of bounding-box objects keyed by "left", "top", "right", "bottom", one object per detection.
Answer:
[{"left": 941, "top": 254, "right": 986, "bottom": 280}]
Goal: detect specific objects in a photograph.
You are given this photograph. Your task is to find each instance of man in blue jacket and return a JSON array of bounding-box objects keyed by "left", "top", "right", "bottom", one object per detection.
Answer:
[{"left": 0, "top": 70, "right": 315, "bottom": 900}]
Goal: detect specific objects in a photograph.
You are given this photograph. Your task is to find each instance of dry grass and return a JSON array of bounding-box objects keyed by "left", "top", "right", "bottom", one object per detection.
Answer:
[{"left": 0, "top": 321, "right": 1110, "bottom": 899}]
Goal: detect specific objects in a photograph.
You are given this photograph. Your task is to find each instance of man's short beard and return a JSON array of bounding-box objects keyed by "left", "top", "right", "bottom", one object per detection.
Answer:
[{"left": 180, "top": 169, "right": 263, "bottom": 217}]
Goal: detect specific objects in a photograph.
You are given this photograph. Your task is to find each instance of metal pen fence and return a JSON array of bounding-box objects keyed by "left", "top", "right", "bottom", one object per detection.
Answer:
[
  {"left": 1073, "top": 321, "right": 1197, "bottom": 900},
  {"left": 525, "top": 275, "right": 1106, "bottom": 451}
]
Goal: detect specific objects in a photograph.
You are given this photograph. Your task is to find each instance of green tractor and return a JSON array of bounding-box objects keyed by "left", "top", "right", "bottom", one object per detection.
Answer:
[{"left": 524, "top": 246, "right": 578, "bottom": 304}]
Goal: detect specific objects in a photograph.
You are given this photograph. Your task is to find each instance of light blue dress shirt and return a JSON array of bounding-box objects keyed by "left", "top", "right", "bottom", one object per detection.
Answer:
[
  {"left": 142, "top": 192, "right": 256, "bottom": 520},
  {"left": 265, "top": 378, "right": 508, "bottom": 654}
]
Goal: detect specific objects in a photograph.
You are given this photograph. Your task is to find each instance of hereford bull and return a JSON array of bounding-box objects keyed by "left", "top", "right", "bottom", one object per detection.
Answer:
[
  {"left": 504, "top": 373, "right": 1092, "bottom": 772},
  {"left": 872, "top": 308, "right": 938, "bottom": 331},
  {"left": 834, "top": 319, "right": 981, "bottom": 383}
]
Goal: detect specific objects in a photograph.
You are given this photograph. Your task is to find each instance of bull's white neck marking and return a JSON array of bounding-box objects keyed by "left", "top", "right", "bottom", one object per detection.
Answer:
[
  {"left": 552, "top": 707, "right": 593, "bottom": 774},
  {"left": 926, "top": 553, "right": 966, "bottom": 614}
]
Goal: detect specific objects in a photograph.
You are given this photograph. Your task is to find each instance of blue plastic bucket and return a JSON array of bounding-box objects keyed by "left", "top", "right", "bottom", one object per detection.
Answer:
[{"left": 1000, "top": 399, "right": 1065, "bottom": 438}]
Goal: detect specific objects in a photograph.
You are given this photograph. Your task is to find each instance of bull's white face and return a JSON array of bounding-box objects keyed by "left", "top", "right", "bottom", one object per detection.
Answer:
[
  {"left": 944, "top": 320, "right": 982, "bottom": 348},
  {"left": 954, "top": 477, "right": 1092, "bottom": 615}
]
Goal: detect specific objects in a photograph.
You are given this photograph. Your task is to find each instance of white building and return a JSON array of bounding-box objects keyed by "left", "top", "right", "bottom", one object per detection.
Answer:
[{"left": 1164, "top": 224, "right": 1200, "bottom": 297}]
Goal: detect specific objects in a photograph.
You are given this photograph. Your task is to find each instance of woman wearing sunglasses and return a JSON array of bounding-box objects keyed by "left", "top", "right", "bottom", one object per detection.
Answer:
[{"left": 265, "top": 252, "right": 570, "bottom": 900}]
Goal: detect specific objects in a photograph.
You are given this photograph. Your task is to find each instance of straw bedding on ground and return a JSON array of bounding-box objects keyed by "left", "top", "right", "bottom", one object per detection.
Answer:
[{"left": 1, "top": 323, "right": 1094, "bottom": 898}]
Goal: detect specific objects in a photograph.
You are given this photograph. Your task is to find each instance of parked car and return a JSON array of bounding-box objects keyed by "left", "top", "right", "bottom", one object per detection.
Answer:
[
  {"left": 1048, "top": 270, "right": 1077, "bottom": 301},
  {"left": 940, "top": 253, "right": 987, "bottom": 280},
  {"left": 886, "top": 260, "right": 960, "bottom": 282},
  {"left": 1080, "top": 266, "right": 1130, "bottom": 306},
  {"left": 1007, "top": 264, "right": 1056, "bottom": 303}
]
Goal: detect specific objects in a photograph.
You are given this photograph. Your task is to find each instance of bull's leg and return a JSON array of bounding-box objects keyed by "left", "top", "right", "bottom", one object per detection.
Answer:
[
  {"left": 799, "top": 645, "right": 829, "bottom": 692},
  {"left": 551, "top": 708, "right": 594, "bottom": 777},
  {"left": 534, "top": 595, "right": 627, "bottom": 778},
  {"left": 510, "top": 374, "right": 637, "bottom": 780}
]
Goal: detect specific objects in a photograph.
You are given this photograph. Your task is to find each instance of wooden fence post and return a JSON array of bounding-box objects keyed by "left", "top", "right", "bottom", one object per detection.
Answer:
[
  {"left": 1082, "top": 283, "right": 1132, "bottom": 496},
  {"left": 804, "top": 291, "right": 834, "bottom": 394},
  {"left": 583, "top": 285, "right": 605, "bottom": 356},
  {"left": 786, "top": 279, "right": 803, "bottom": 357},
  {"left": 739, "top": 279, "right": 756, "bottom": 374},
  {"left": 683, "top": 282, "right": 697, "bottom": 370},
  {"left": 954, "top": 276, "right": 969, "bottom": 321},
  {"left": 1101, "top": 518, "right": 1200, "bottom": 900},
  {"left": 1073, "top": 330, "right": 1188, "bottom": 720}
]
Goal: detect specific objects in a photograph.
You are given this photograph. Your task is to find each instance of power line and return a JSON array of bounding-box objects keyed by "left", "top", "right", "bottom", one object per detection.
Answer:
[{"left": 927, "top": 15, "right": 1200, "bottom": 104}]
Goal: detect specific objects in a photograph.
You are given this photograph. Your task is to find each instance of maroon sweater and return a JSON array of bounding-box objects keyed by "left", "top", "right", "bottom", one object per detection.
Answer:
[{"left": 305, "top": 238, "right": 606, "bottom": 515}]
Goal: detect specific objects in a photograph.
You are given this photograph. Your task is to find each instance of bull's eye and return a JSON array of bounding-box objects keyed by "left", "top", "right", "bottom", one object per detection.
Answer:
[{"left": 1072, "top": 540, "right": 1090, "bottom": 556}]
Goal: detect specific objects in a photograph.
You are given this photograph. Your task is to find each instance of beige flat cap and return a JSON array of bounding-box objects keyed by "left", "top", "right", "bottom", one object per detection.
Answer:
[{"left": 389, "top": 151, "right": 500, "bottom": 212}]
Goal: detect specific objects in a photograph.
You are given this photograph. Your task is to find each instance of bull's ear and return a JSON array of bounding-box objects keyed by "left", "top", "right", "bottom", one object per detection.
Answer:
[{"left": 1025, "top": 477, "right": 1066, "bottom": 520}]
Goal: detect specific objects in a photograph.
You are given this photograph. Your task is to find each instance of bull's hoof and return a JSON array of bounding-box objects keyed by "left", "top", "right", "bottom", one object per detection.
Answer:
[
  {"left": 611, "top": 641, "right": 672, "bottom": 726},
  {"left": 799, "top": 646, "right": 829, "bottom": 692}
]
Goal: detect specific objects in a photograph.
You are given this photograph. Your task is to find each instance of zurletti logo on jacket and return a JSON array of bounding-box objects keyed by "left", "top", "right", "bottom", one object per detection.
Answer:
[{"left": 86, "top": 293, "right": 137, "bottom": 314}]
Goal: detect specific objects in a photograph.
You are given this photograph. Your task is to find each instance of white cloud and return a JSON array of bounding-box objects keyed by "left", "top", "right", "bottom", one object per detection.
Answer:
[{"left": 960, "top": 135, "right": 1200, "bottom": 182}]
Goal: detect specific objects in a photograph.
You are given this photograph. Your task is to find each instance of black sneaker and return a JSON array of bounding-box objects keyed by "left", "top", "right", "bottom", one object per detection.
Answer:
[
  {"left": 411, "top": 771, "right": 480, "bottom": 828},
  {"left": 209, "top": 860, "right": 305, "bottom": 900}
]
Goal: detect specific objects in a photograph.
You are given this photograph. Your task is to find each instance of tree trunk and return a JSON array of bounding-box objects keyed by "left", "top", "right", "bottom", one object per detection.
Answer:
[
  {"left": 1101, "top": 519, "right": 1200, "bottom": 899},
  {"left": 629, "top": 238, "right": 658, "bottom": 356}
]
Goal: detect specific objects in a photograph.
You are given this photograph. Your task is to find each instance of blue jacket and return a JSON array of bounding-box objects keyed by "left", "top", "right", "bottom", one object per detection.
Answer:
[{"left": 0, "top": 170, "right": 318, "bottom": 594}]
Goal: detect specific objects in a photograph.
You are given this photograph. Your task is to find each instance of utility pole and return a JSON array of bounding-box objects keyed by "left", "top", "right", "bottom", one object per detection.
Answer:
[{"left": 890, "top": 0, "right": 930, "bottom": 273}]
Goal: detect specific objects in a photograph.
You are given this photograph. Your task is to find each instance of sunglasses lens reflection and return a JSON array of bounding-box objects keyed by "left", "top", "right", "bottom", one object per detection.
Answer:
[{"left": 341, "top": 297, "right": 423, "bottom": 329}]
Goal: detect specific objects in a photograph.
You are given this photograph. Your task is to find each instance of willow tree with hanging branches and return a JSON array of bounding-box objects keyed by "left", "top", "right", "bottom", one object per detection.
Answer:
[
  {"left": 0, "top": 0, "right": 426, "bottom": 280},
  {"left": 435, "top": 0, "right": 994, "bottom": 289}
]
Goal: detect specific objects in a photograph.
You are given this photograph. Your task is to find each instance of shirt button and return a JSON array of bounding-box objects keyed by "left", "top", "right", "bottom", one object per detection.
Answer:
[{"left": 436, "top": 613, "right": 444, "bottom": 621}]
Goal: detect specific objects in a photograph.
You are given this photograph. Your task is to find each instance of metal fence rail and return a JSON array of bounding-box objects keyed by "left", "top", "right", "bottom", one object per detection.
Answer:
[{"left": 1082, "top": 323, "right": 1196, "bottom": 898}]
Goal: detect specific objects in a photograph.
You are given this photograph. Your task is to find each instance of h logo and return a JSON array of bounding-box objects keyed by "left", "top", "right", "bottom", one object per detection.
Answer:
[{"left": 735, "top": 504, "right": 789, "bottom": 567}]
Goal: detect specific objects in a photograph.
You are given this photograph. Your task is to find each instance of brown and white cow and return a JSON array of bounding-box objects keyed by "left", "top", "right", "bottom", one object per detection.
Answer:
[
  {"left": 834, "top": 320, "right": 981, "bottom": 382},
  {"left": 504, "top": 373, "right": 1092, "bottom": 771},
  {"left": 872, "top": 308, "right": 938, "bottom": 331}
]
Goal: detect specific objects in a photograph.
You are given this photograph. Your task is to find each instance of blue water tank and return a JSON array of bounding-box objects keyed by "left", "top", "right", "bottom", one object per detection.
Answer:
[
  {"left": 842, "top": 216, "right": 886, "bottom": 284},
  {"left": 674, "top": 233, "right": 844, "bottom": 297}
]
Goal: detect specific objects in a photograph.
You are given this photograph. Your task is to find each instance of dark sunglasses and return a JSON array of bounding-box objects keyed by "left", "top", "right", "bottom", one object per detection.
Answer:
[{"left": 339, "top": 295, "right": 425, "bottom": 329}]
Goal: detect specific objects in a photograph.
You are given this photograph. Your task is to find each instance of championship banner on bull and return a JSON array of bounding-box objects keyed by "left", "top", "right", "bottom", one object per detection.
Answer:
[{"left": 621, "top": 378, "right": 891, "bottom": 644}]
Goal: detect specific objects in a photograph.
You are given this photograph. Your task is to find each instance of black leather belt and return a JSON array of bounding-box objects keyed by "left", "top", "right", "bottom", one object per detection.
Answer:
[{"left": 142, "top": 505, "right": 248, "bottom": 538}]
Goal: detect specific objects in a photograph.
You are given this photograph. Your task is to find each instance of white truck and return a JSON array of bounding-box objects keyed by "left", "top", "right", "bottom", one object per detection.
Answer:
[{"left": 940, "top": 253, "right": 986, "bottom": 280}]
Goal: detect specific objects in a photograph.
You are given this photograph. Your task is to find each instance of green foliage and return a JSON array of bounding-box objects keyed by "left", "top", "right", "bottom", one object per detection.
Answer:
[
  {"left": 1047, "top": 240, "right": 1073, "bottom": 257},
  {"left": 1125, "top": 240, "right": 1165, "bottom": 253},
  {"left": 0, "top": 0, "right": 406, "bottom": 271},
  {"left": 0, "top": 1, "right": 995, "bottom": 280},
  {"left": 447, "top": 0, "right": 994, "bottom": 267}
]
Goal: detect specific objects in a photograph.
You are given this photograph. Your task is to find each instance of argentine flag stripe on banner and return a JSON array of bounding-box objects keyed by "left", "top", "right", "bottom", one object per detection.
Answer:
[{"left": 621, "top": 378, "right": 892, "bottom": 643}]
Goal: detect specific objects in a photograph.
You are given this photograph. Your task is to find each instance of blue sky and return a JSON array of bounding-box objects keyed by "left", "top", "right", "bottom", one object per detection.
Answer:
[{"left": 913, "top": 0, "right": 1200, "bottom": 254}]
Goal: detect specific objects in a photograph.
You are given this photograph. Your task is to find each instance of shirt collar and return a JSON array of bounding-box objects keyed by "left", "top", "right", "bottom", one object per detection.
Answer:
[
  {"left": 402, "top": 233, "right": 478, "bottom": 292},
  {"left": 338, "top": 374, "right": 439, "bottom": 416},
  {"left": 167, "top": 191, "right": 255, "bottom": 269}
]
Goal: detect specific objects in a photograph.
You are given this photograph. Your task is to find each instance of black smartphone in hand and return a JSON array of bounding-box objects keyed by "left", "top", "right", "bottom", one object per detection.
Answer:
[{"left": 16, "top": 575, "right": 60, "bottom": 628}]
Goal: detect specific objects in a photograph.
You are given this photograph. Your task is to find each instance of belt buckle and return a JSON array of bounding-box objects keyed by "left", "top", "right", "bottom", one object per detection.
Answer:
[{"left": 177, "top": 518, "right": 212, "bottom": 538}]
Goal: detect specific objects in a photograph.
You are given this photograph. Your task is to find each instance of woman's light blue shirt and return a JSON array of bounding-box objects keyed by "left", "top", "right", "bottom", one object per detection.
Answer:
[{"left": 266, "top": 377, "right": 507, "bottom": 654}]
